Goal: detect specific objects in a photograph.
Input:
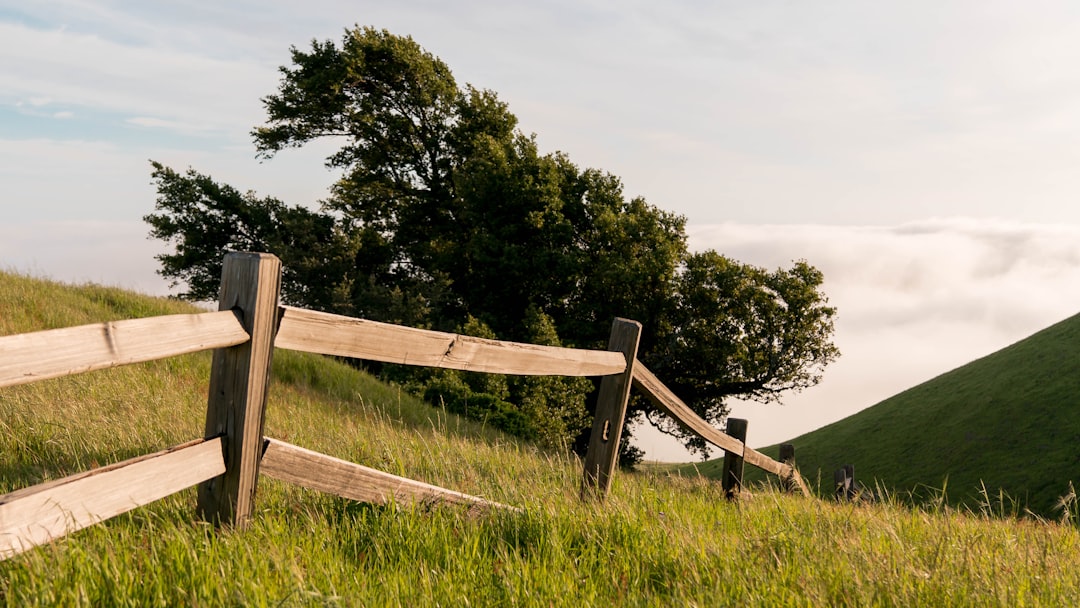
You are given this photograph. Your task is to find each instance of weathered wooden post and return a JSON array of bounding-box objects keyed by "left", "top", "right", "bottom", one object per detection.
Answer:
[
  {"left": 779, "top": 443, "right": 795, "bottom": 465},
  {"left": 834, "top": 464, "right": 855, "bottom": 501},
  {"left": 197, "top": 253, "right": 282, "bottom": 527},
  {"left": 779, "top": 443, "right": 796, "bottom": 493},
  {"left": 721, "top": 418, "right": 748, "bottom": 500},
  {"left": 581, "top": 318, "right": 642, "bottom": 500}
]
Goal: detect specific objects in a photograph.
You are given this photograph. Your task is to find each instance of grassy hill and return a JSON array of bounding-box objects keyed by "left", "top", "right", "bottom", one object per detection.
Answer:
[
  {"left": 5, "top": 270, "right": 1080, "bottom": 605},
  {"left": 684, "top": 312, "right": 1080, "bottom": 517}
]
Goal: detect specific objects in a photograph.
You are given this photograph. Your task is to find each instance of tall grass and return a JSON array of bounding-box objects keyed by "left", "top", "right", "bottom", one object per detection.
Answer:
[{"left": 5, "top": 271, "right": 1080, "bottom": 606}]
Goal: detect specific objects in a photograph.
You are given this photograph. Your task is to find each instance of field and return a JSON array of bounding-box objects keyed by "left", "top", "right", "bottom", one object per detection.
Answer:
[{"left": 4, "top": 271, "right": 1080, "bottom": 606}]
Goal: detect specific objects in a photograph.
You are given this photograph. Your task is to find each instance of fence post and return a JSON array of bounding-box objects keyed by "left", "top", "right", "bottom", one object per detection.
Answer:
[
  {"left": 197, "top": 253, "right": 282, "bottom": 527},
  {"left": 779, "top": 443, "right": 795, "bottom": 465},
  {"left": 581, "top": 318, "right": 642, "bottom": 500},
  {"left": 779, "top": 443, "right": 796, "bottom": 493},
  {"left": 834, "top": 464, "right": 855, "bottom": 501},
  {"left": 721, "top": 418, "right": 748, "bottom": 499}
]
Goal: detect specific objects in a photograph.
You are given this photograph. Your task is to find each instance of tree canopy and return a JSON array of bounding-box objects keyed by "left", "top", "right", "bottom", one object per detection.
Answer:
[{"left": 144, "top": 26, "right": 839, "bottom": 462}]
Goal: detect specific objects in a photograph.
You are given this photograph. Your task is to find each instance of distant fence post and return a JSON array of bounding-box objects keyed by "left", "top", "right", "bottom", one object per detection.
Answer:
[
  {"left": 779, "top": 443, "right": 795, "bottom": 464},
  {"left": 779, "top": 443, "right": 796, "bottom": 493},
  {"left": 581, "top": 318, "right": 642, "bottom": 500},
  {"left": 197, "top": 253, "right": 282, "bottom": 527},
  {"left": 721, "top": 418, "right": 748, "bottom": 499},
  {"left": 834, "top": 464, "right": 855, "bottom": 501}
]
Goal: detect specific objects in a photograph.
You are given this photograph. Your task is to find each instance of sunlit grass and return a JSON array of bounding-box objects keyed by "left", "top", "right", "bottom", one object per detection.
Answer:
[{"left": 5, "top": 271, "right": 1080, "bottom": 605}]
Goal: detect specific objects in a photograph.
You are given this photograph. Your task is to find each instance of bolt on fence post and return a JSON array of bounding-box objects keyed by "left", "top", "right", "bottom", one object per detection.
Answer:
[
  {"left": 581, "top": 318, "right": 642, "bottom": 501},
  {"left": 197, "top": 252, "right": 282, "bottom": 527},
  {"left": 721, "top": 418, "right": 748, "bottom": 500}
]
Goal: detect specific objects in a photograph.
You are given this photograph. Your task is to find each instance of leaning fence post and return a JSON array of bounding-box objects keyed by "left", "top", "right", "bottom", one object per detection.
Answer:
[
  {"left": 581, "top": 318, "right": 642, "bottom": 500},
  {"left": 197, "top": 252, "right": 282, "bottom": 527},
  {"left": 721, "top": 418, "right": 748, "bottom": 499}
]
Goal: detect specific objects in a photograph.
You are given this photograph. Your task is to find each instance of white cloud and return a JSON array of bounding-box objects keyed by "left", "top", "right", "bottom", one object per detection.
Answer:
[
  {"left": 0, "top": 21, "right": 275, "bottom": 141},
  {"left": 126, "top": 116, "right": 215, "bottom": 135},
  {"left": 7, "top": 2, "right": 1080, "bottom": 227},
  {"left": 689, "top": 219, "right": 1080, "bottom": 335}
]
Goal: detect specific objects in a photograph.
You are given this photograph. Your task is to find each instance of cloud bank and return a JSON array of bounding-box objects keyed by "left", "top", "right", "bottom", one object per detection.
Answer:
[{"left": 636, "top": 218, "right": 1080, "bottom": 460}]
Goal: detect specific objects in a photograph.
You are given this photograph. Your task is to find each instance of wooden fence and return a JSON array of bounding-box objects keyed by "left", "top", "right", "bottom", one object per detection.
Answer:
[{"left": 0, "top": 252, "right": 807, "bottom": 559}]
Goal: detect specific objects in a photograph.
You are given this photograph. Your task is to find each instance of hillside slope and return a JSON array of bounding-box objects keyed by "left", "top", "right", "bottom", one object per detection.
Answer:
[
  {"left": 6, "top": 271, "right": 1080, "bottom": 605},
  {"left": 0, "top": 270, "right": 519, "bottom": 499},
  {"left": 739, "top": 311, "right": 1080, "bottom": 516}
]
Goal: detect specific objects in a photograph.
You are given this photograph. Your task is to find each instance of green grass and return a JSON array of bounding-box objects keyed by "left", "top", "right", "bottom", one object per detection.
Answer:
[
  {"left": 5, "top": 271, "right": 1080, "bottom": 605},
  {"left": 666, "top": 312, "right": 1080, "bottom": 519}
]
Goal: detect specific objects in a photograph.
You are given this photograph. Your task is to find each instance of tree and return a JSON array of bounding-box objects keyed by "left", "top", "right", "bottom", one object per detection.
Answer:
[
  {"left": 643, "top": 251, "right": 840, "bottom": 458},
  {"left": 144, "top": 26, "right": 839, "bottom": 463},
  {"left": 250, "top": 27, "right": 687, "bottom": 347},
  {"left": 442, "top": 137, "right": 687, "bottom": 348},
  {"left": 144, "top": 162, "right": 359, "bottom": 311},
  {"left": 252, "top": 28, "right": 516, "bottom": 332},
  {"left": 555, "top": 170, "right": 686, "bottom": 350}
]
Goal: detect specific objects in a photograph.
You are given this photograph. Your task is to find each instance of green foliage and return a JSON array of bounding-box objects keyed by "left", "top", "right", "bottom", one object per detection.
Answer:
[
  {"left": 645, "top": 252, "right": 840, "bottom": 457},
  {"left": 143, "top": 162, "right": 361, "bottom": 311},
  {"left": 143, "top": 25, "right": 839, "bottom": 459},
  {"left": 423, "top": 373, "right": 536, "bottom": 440},
  {"left": 507, "top": 307, "right": 593, "bottom": 449},
  {"left": 6, "top": 275, "right": 1080, "bottom": 606},
  {"left": 415, "top": 312, "right": 592, "bottom": 449},
  {"left": 251, "top": 28, "right": 689, "bottom": 347}
]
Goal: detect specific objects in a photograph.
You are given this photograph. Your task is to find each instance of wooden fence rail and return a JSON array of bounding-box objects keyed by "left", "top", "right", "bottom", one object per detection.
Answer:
[
  {"left": 0, "top": 310, "right": 249, "bottom": 389},
  {"left": 275, "top": 306, "right": 627, "bottom": 377},
  {"left": 1, "top": 438, "right": 225, "bottom": 558},
  {"left": 0, "top": 252, "right": 807, "bottom": 559},
  {"left": 260, "top": 439, "right": 509, "bottom": 513},
  {"left": 632, "top": 363, "right": 810, "bottom": 495}
]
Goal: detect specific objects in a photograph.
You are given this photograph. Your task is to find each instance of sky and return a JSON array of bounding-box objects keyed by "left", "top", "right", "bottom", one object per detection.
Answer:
[{"left": 4, "top": 1, "right": 1080, "bottom": 461}]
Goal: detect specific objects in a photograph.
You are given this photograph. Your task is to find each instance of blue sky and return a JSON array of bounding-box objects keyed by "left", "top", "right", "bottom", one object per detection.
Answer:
[{"left": 5, "top": 1, "right": 1080, "bottom": 459}]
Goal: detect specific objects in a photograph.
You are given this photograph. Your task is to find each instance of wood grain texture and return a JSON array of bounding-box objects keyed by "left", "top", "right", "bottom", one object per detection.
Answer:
[
  {"left": 581, "top": 318, "right": 642, "bottom": 499},
  {"left": 631, "top": 362, "right": 811, "bottom": 496},
  {"left": 0, "top": 437, "right": 225, "bottom": 559},
  {"left": 275, "top": 306, "right": 626, "bottom": 377},
  {"left": 259, "top": 438, "right": 514, "bottom": 512},
  {"left": 0, "top": 310, "right": 249, "bottom": 388},
  {"left": 197, "top": 253, "right": 282, "bottom": 527}
]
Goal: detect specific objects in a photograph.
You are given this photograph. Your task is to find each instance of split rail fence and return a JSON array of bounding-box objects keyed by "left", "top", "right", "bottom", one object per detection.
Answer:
[{"left": 0, "top": 252, "right": 808, "bottom": 559}]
